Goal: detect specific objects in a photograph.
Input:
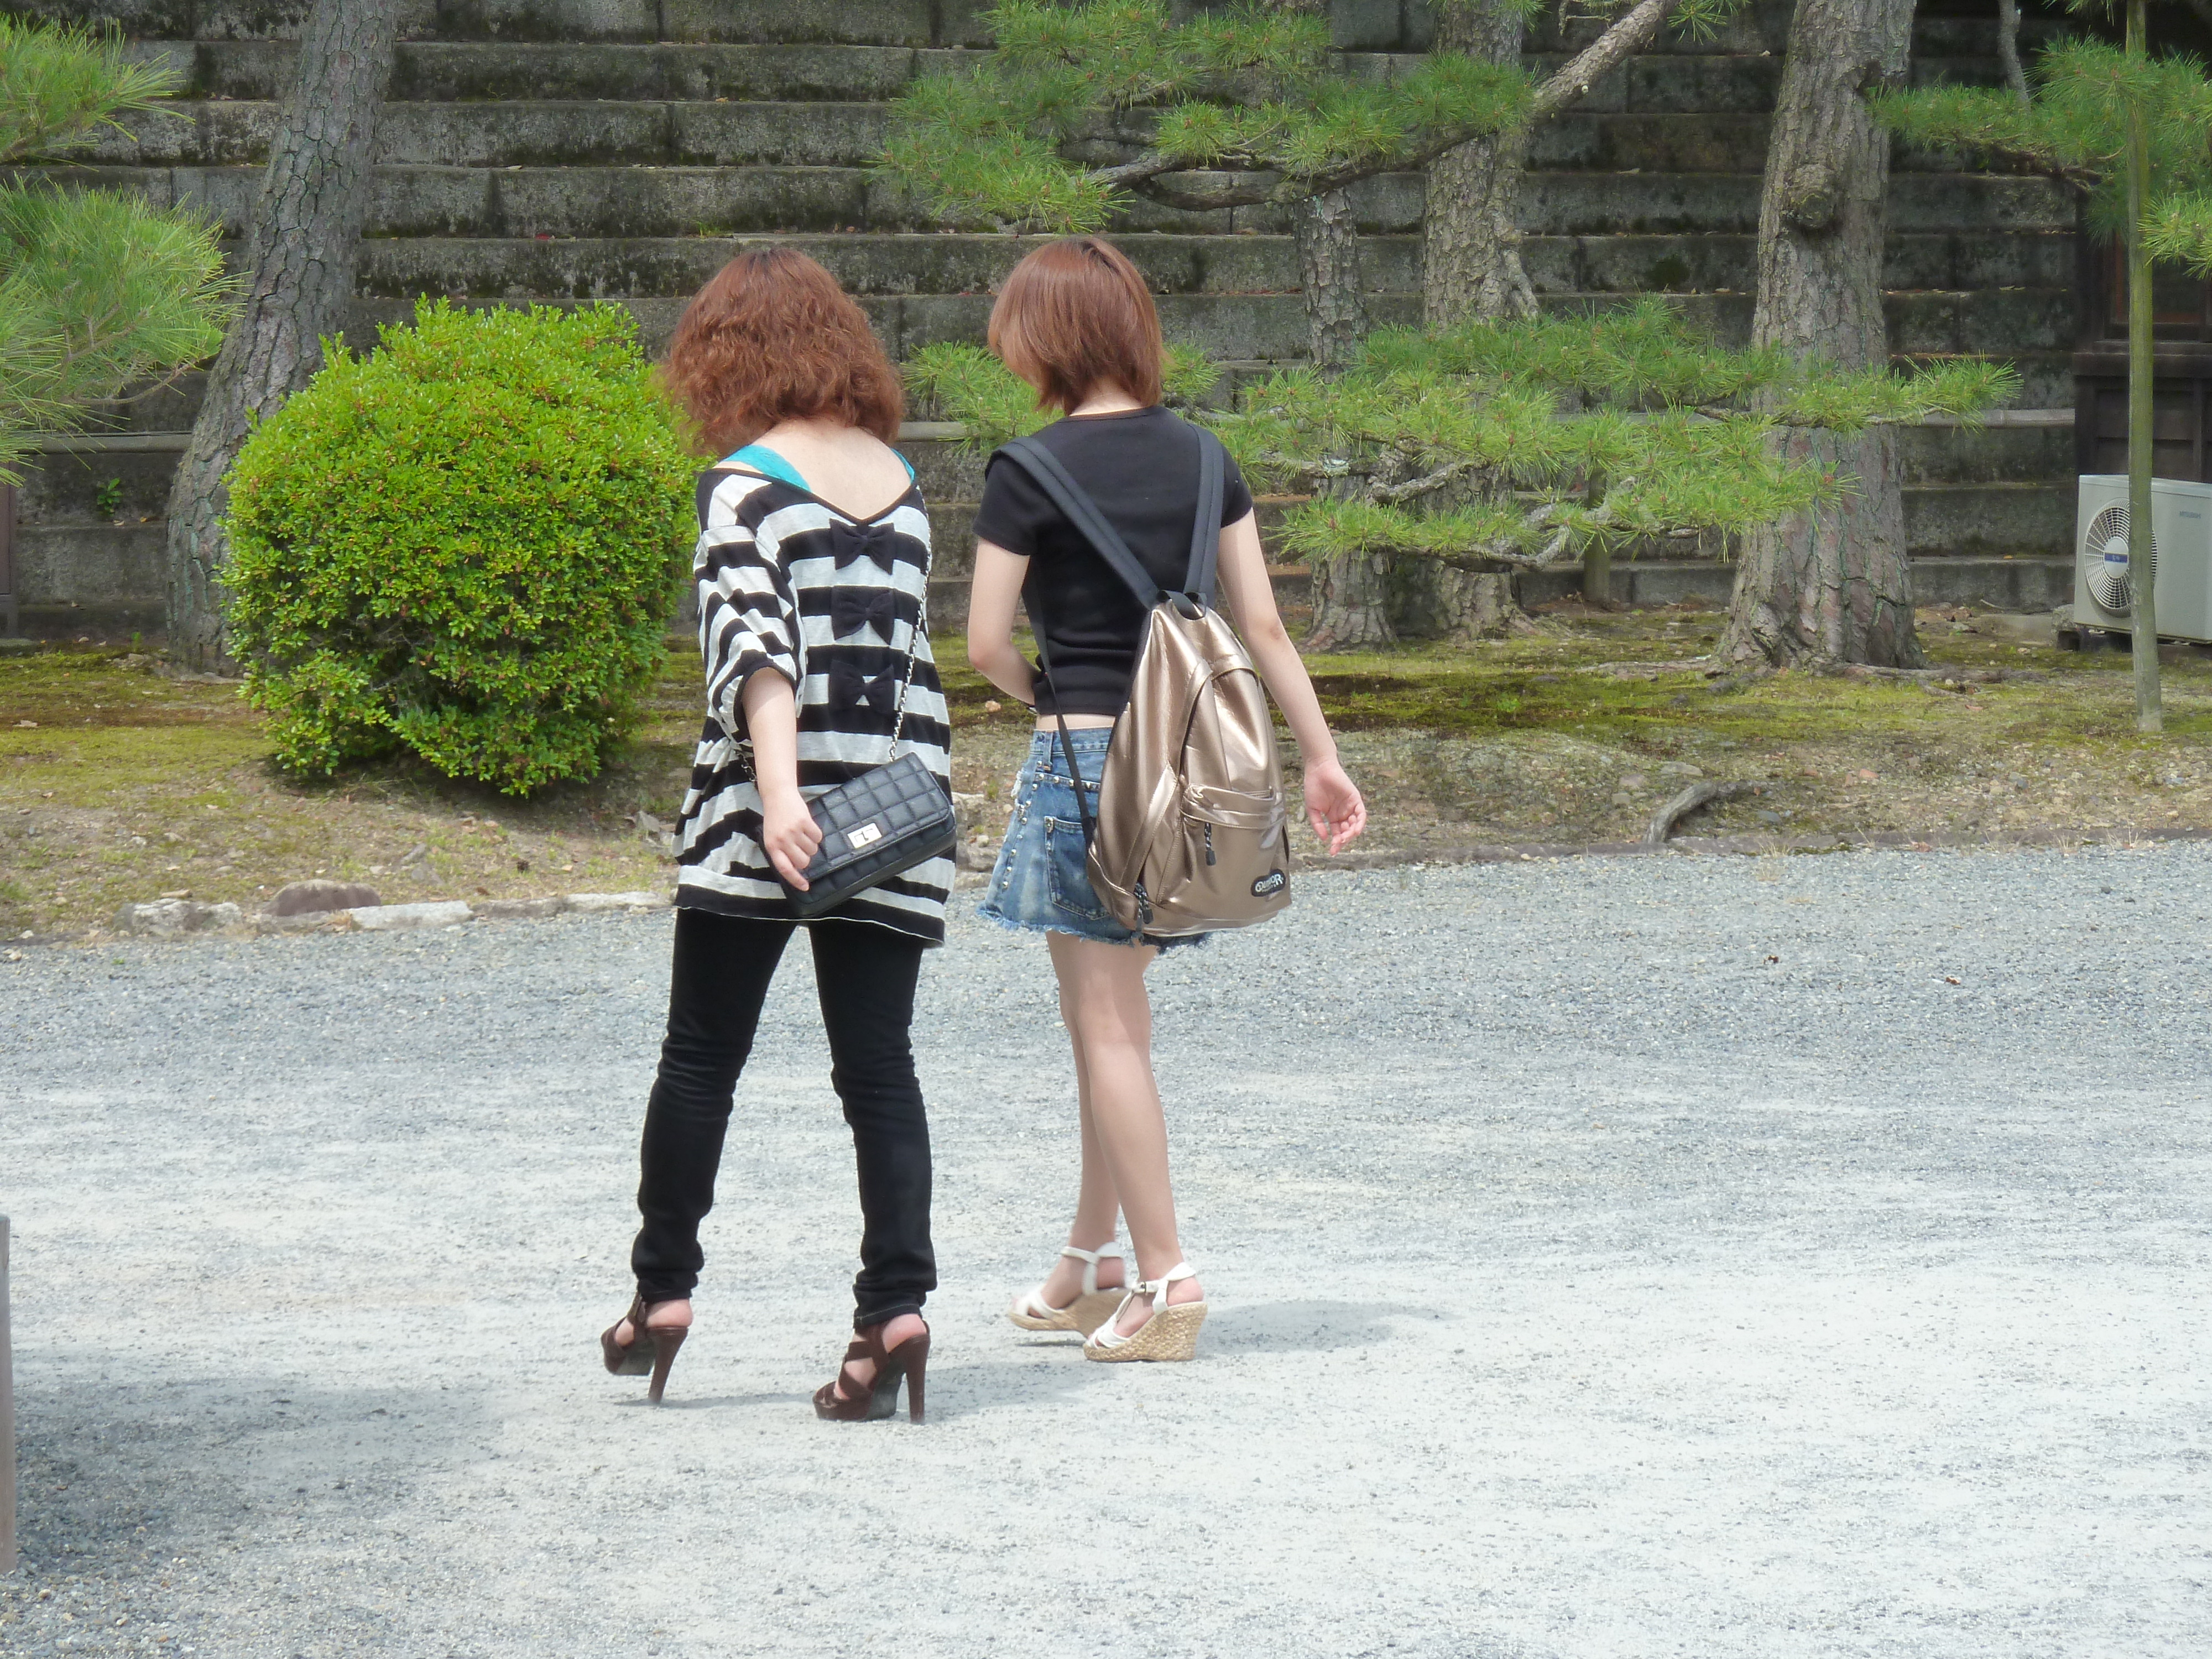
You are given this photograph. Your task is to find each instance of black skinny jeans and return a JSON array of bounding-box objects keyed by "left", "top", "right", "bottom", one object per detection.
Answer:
[{"left": 630, "top": 908, "right": 935, "bottom": 1329}]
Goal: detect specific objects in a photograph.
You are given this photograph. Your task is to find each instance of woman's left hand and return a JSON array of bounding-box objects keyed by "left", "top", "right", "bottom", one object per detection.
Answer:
[{"left": 1302, "top": 756, "right": 1366, "bottom": 855}]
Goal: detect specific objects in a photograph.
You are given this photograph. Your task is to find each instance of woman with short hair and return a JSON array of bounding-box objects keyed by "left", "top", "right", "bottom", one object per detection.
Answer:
[
  {"left": 599, "top": 246, "right": 948, "bottom": 1420},
  {"left": 967, "top": 236, "right": 1367, "bottom": 1362}
]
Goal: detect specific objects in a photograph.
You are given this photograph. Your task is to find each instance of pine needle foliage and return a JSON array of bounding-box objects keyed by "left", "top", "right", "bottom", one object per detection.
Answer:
[
  {"left": 883, "top": 1, "right": 1760, "bottom": 233},
  {"left": 1237, "top": 307, "right": 2012, "bottom": 569},
  {"left": 907, "top": 306, "right": 2011, "bottom": 569},
  {"left": 880, "top": 0, "right": 1535, "bottom": 229},
  {"left": 0, "top": 18, "right": 236, "bottom": 485},
  {"left": 1875, "top": 33, "right": 2212, "bottom": 244}
]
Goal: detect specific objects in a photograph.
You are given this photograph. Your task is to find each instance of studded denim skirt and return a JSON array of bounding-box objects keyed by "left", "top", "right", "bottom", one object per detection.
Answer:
[{"left": 975, "top": 728, "right": 1207, "bottom": 951}]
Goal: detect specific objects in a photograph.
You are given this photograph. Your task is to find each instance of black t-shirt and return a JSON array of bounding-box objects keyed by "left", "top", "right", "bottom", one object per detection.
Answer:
[{"left": 972, "top": 406, "right": 1255, "bottom": 716}]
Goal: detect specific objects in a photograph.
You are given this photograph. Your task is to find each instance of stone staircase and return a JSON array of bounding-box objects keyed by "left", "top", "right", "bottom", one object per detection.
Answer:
[{"left": 7, "top": 0, "right": 2077, "bottom": 639}]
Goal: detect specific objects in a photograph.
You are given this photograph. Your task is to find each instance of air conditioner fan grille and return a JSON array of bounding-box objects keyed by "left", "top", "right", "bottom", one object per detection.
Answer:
[{"left": 2083, "top": 502, "right": 2157, "bottom": 615}]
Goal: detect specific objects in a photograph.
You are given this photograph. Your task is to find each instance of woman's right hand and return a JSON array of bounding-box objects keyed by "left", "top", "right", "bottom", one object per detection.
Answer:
[
  {"left": 759, "top": 787, "right": 824, "bottom": 889},
  {"left": 1302, "top": 755, "right": 1367, "bottom": 855}
]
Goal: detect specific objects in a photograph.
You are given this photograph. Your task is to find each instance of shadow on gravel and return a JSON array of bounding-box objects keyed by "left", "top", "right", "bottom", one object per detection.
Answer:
[
  {"left": 615, "top": 1390, "right": 813, "bottom": 1411},
  {"left": 1207, "top": 1299, "right": 1415, "bottom": 1352},
  {"left": 920, "top": 1355, "right": 1117, "bottom": 1418},
  {"left": 2, "top": 1372, "right": 488, "bottom": 1650}
]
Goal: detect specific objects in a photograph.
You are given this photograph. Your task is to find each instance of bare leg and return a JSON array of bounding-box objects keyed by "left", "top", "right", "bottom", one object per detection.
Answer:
[
  {"left": 1037, "top": 1008, "right": 1129, "bottom": 1308},
  {"left": 1045, "top": 933, "right": 1204, "bottom": 1333}
]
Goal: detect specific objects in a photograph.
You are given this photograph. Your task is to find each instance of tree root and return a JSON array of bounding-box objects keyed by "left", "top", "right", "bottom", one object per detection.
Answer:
[
  {"left": 1644, "top": 779, "right": 1761, "bottom": 846},
  {"left": 1819, "top": 662, "right": 2048, "bottom": 686},
  {"left": 1705, "top": 666, "right": 1774, "bottom": 695},
  {"left": 1575, "top": 658, "right": 1715, "bottom": 677}
]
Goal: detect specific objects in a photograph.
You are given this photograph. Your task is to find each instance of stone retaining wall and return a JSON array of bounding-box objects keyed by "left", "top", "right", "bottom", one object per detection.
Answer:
[{"left": 4, "top": 0, "right": 2078, "bottom": 638}]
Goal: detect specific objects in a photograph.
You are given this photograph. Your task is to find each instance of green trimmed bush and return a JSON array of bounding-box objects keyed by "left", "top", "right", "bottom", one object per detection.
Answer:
[{"left": 226, "top": 300, "right": 695, "bottom": 795}]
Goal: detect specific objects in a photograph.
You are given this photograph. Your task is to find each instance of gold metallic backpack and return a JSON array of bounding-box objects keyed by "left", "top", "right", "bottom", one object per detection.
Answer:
[{"left": 1000, "top": 424, "right": 1291, "bottom": 937}]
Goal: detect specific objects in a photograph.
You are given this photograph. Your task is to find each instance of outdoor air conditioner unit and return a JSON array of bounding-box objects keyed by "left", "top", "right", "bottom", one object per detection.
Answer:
[{"left": 2073, "top": 474, "right": 2212, "bottom": 644}]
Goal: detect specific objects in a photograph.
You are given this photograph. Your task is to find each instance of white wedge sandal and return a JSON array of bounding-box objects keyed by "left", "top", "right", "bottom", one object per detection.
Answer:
[
  {"left": 1083, "top": 1262, "right": 1206, "bottom": 1363},
  {"left": 1008, "top": 1243, "right": 1125, "bottom": 1336}
]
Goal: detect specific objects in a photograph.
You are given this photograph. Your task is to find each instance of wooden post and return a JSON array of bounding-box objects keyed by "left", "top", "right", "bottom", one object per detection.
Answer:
[
  {"left": 2124, "top": 0, "right": 2163, "bottom": 732},
  {"left": 2, "top": 1214, "right": 15, "bottom": 1575},
  {"left": 1, "top": 481, "right": 18, "bottom": 640}
]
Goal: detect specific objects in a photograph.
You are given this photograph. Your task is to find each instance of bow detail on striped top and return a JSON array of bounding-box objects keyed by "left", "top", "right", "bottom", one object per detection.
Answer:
[
  {"left": 830, "top": 659, "right": 903, "bottom": 714},
  {"left": 832, "top": 520, "right": 906, "bottom": 572},
  {"left": 832, "top": 587, "right": 899, "bottom": 643}
]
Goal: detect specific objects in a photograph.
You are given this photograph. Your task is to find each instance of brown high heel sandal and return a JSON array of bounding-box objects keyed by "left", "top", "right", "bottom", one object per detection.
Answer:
[
  {"left": 812, "top": 1315, "right": 930, "bottom": 1423},
  {"left": 601, "top": 1292, "right": 689, "bottom": 1405}
]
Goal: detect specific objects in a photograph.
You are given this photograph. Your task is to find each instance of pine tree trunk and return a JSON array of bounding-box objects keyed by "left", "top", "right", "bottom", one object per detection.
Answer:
[
  {"left": 1294, "top": 187, "right": 1370, "bottom": 373},
  {"left": 1304, "top": 545, "right": 1398, "bottom": 652},
  {"left": 1295, "top": 177, "right": 1388, "bottom": 646},
  {"left": 1996, "top": 0, "right": 2031, "bottom": 104},
  {"left": 1719, "top": 0, "right": 1921, "bottom": 670},
  {"left": 1423, "top": 3, "right": 1535, "bottom": 326},
  {"left": 163, "top": 0, "right": 401, "bottom": 671}
]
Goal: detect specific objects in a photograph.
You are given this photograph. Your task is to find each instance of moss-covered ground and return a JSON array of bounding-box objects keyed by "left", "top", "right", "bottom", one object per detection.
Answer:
[{"left": 6, "top": 598, "right": 2210, "bottom": 940}]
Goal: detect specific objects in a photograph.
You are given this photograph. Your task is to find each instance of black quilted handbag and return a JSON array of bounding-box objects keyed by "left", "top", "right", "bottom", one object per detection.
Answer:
[
  {"left": 786, "top": 748, "right": 955, "bottom": 917},
  {"left": 779, "top": 577, "right": 955, "bottom": 919}
]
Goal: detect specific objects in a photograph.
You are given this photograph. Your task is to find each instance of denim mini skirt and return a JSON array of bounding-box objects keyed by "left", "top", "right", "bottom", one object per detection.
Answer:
[{"left": 976, "top": 728, "right": 1206, "bottom": 951}]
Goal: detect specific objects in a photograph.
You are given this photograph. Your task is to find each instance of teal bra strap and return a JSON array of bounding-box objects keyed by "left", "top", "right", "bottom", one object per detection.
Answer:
[
  {"left": 721, "top": 444, "right": 915, "bottom": 493},
  {"left": 723, "top": 444, "right": 809, "bottom": 493}
]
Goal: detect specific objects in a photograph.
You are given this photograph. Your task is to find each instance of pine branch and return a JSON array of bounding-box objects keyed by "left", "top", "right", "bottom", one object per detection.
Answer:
[
  {"left": 1530, "top": 0, "right": 1682, "bottom": 123},
  {"left": 1874, "top": 39, "right": 2212, "bottom": 223},
  {"left": 880, "top": 0, "right": 1533, "bottom": 227},
  {"left": 0, "top": 182, "right": 237, "bottom": 481},
  {"left": 904, "top": 306, "right": 2005, "bottom": 576},
  {"left": 0, "top": 17, "right": 186, "bottom": 165}
]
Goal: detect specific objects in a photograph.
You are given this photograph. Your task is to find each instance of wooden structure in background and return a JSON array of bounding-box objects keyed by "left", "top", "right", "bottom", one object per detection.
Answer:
[{"left": 2076, "top": 232, "right": 2212, "bottom": 480}]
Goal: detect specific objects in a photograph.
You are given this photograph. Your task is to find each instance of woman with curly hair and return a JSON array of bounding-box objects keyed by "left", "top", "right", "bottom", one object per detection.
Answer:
[{"left": 598, "top": 246, "right": 948, "bottom": 1421}]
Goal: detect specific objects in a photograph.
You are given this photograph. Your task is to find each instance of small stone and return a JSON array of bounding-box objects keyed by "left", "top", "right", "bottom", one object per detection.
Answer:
[
  {"left": 270, "top": 879, "right": 380, "bottom": 918},
  {"left": 1618, "top": 773, "right": 1647, "bottom": 790},
  {"left": 112, "top": 899, "right": 243, "bottom": 938},
  {"left": 347, "top": 900, "right": 473, "bottom": 931},
  {"left": 567, "top": 890, "right": 667, "bottom": 913},
  {"left": 473, "top": 896, "right": 567, "bottom": 921},
  {"left": 253, "top": 911, "right": 346, "bottom": 935}
]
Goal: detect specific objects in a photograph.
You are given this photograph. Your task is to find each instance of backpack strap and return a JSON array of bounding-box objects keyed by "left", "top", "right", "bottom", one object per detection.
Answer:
[
  {"left": 996, "top": 436, "right": 1165, "bottom": 609},
  {"left": 1186, "top": 426, "right": 1225, "bottom": 606}
]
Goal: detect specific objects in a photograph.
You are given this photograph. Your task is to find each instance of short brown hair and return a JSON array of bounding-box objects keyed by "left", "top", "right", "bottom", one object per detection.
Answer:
[
  {"left": 664, "top": 245, "right": 903, "bottom": 456},
  {"left": 988, "top": 237, "right": 1164, "bottom": 413}
]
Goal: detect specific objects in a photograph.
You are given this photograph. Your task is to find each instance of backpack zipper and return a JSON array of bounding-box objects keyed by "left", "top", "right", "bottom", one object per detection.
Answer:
[{"left": 1204, "top": 823, "right": 1215, "bottom": 865}]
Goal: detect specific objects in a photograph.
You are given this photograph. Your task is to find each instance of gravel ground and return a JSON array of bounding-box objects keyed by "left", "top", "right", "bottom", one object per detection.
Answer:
[{"left": 2, "top": 844, "right": 2208, "bottom": 1658}]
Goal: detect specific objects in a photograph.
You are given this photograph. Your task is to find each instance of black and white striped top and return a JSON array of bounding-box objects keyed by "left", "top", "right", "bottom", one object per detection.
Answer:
[{"left": 674, "top": 467, "right": 952, "bottom": 945}]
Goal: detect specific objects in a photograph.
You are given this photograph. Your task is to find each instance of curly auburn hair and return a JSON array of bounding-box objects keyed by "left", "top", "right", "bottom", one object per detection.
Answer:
[{"left": 663, "top": 245, "right": 903, "bottom": 456}]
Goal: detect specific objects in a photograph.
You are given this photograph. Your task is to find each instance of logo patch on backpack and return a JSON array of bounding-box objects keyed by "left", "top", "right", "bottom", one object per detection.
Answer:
[{"left": 1251, "top": 870, "right": 1286, "bottom": 898}]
